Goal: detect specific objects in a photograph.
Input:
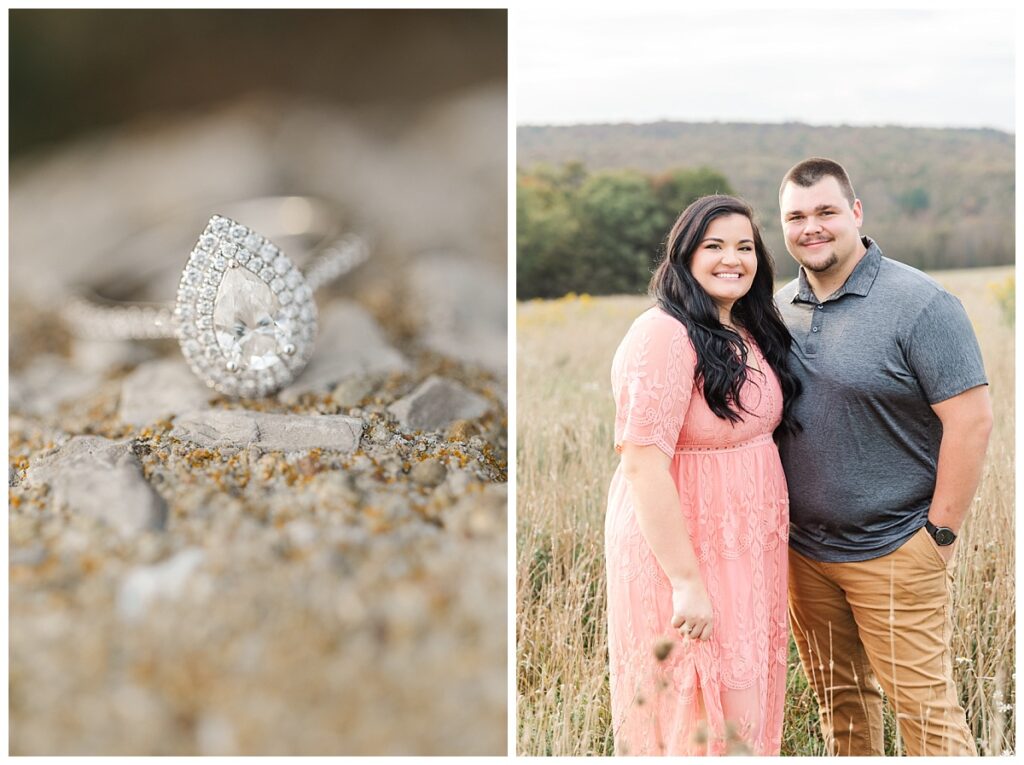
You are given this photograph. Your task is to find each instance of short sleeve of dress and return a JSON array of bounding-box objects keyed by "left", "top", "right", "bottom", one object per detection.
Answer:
[
  {"left": 611, "top": 310, "right": 696, "bottom": 457},
  {"left": 906, "top": 290, "right": 988, "bottom": 404}
]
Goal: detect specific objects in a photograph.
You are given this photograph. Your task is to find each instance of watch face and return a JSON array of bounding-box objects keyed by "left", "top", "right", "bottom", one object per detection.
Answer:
[{"left": 934, "top": 528, "right": 956, "bottom": 546}]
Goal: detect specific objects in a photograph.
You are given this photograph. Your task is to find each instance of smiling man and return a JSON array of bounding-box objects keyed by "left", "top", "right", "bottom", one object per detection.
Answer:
[{"left": 774, "top": 158, "right": 991, "bottom": 756}]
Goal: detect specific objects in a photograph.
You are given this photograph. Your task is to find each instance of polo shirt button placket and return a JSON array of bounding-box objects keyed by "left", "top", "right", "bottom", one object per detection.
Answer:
[{"left": 806, "top": 303, "right": 823, "bottom": 354}]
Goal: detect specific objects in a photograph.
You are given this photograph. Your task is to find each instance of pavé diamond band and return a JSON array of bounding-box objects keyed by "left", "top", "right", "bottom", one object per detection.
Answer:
[{"left": 64, "top": 196, "right": 369, "bottom": 398}]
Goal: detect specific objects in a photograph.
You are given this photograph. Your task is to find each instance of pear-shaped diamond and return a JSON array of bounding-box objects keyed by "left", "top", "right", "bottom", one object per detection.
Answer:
[
  {"left": 214, "top": 268, "right": 293, "bottom": 371},
  {"left": 175, "top": 214, "right": 319, "bottom": 397}
]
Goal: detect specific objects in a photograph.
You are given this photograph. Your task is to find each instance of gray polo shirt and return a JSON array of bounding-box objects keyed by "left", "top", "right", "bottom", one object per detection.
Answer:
[{"left": 775, "top": 237, "right": 987, "bottom": 562}]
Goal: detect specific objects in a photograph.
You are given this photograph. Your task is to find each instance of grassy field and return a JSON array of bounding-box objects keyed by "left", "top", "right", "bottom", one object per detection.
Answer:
[{"left": 516, "top": 266, "right": 1015, "bottom": 756}]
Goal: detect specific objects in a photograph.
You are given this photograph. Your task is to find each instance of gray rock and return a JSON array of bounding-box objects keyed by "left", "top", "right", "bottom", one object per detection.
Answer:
[
  {"left": 278, "top": 301, "right": 408, "bottom": 403},
  {"left": 172, "top": 410, "right": 363, "bottom": 453},
  {"left": 10, "top": 354, "right": 103, "bottom": 417},
  {"left": 389, "top": 375, "right": 491, "bottom": 432},
  {"left": 255, "top": 413, "right": 365, "bottom": 453},
  {"left": 117, "top": 548, "right": 206, "bottom": 622},
  {"left": 331, "top": 376, "right": 376, "bottom": 409},
  {"left": 171, "top": 411, "right": 260, "bottom": 452},
  {"left": 27, "top": 437, "right": 126, "bottom": 478},
  {"left": 25, "top": 436, "right": 167, "bottom": 536},
  {"left": 407, "top": 254, "right": 506, "bottom": 376},
  {"left": 119, "top": 358, "right": 213, "bottom": 427},
  {"left": 73, "top": 338, "right": 157, "bottom": 375},
  {"left": 410, "top": 458, "right": 447, "bottom": 487}
]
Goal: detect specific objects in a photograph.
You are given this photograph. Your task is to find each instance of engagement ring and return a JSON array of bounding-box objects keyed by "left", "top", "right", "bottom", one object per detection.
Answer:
[{"left": 64, "top": 196, "right": 369, "bottom": 398}]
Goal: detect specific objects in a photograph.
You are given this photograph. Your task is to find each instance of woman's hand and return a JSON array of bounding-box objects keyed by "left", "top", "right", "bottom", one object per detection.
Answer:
[
  {"left": 620, "top": 443, "right": 712, "bottom": 641},
  {"left": 670, "top": 576, "right": 714, "bottom": 641}
]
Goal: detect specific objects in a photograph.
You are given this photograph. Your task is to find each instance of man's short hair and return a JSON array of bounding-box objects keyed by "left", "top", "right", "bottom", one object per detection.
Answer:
[{"left": 779, "top": 158, "right": 856, "bottom": 207}]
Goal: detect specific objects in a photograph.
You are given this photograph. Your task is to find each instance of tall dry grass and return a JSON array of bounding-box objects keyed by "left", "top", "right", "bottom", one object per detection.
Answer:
[{"left": 516, "top": 268, "right": 1015, "bottom": 756}]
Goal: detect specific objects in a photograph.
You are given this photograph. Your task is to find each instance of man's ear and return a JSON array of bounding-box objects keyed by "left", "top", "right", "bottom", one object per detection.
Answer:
[{"left": 852, "top": 198, "right": 864, "bottom": 228}]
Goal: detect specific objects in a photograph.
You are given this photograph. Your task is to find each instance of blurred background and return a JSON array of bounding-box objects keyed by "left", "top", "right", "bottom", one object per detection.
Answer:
[
  {"left": 11, "top": 7, "right": 506, "bottom": 317},
  {"left": 10, "top": 8, "right": 507, "bottom": 756},
  {"left": 11, "top": 9, "right": 505, "bottom": 157},
  {"left": 515, "top": 7, "right": 1013, "bottom": 299}
]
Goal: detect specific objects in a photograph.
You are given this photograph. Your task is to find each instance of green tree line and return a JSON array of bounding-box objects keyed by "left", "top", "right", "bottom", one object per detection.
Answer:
[
  {"left": 518, "top": 163, "right": 736, "bottom": 299},
  {"left": 518, "top": 122, "right": 1015, "bottom": 286}
]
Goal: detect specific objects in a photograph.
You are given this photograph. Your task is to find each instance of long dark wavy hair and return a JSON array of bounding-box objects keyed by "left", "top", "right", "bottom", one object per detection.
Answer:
[{"left": 650, "top": 195, "right": 801, "bottom": 436}]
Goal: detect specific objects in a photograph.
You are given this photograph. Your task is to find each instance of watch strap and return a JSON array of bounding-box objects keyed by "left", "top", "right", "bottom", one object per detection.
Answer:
[{"left": 925, "top": 519, "right": 957, "bottom": 545}]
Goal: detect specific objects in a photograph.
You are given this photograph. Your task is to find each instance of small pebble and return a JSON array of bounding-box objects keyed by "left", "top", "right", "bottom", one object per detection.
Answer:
[
  {"left": 389, "top": 376, "right": 490, "bottom": 432},
  {"left": 411, "top": 459, "right": 447, "bottom": 487},
  {"left": 119, "top": 358, "right": 213, "bottom": 427},
  {"left": 331, "top": 377, "right": 376, "bottom": 409}
]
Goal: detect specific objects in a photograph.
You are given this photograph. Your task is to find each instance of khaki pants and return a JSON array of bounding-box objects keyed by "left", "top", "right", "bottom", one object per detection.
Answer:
[{"left": 788, "top": 527, "right": 976, "bottom": 756}]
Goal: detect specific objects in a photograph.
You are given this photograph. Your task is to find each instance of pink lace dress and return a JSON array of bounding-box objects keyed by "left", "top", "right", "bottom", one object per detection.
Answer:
[{"left": 605, "top": 307, "right": 789, "bottom": 756}]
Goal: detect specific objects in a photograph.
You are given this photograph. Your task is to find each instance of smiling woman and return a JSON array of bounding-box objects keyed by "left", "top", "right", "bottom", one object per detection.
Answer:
[
  {"left": 687, "top": 215, "right": 758, "bottom": 324},
  {"left": 650, "top": 196, "right": 800, "bottom": 429},
  {"left": 603, "top": 195, "right": 801, "bottom": 755}
]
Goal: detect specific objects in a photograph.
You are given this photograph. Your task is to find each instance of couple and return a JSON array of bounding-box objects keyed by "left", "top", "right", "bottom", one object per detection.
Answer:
[{"left": 605, "top": 158, "right": 992, "bottom": 756}]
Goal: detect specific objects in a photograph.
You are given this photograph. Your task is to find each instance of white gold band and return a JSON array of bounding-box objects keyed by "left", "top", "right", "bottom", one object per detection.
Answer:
[
  {"left": 62, "top": 298, "right": 178, "bottom": 341},
  {"left": 62, "top": 196, "right": 369, "bottom": 341}
]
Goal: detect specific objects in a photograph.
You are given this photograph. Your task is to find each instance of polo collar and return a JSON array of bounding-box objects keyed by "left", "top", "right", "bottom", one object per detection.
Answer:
[{"left": 794, "top": 237, "right": 882, "bottom": 304}]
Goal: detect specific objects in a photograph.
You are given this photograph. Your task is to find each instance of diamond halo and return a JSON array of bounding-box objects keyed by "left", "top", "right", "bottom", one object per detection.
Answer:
[{"left": 174, "top": 215, "right": 318, "bottom": 397}]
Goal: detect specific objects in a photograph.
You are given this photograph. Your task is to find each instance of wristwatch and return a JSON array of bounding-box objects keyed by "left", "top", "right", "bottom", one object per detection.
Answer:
[{"left": 925, "top": 520, "right": 957, "bottom": 546}]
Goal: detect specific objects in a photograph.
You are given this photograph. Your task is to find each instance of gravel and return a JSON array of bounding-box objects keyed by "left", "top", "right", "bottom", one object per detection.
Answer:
[{"left": 10, "top": 90, "right": 506, "bottom": 756}]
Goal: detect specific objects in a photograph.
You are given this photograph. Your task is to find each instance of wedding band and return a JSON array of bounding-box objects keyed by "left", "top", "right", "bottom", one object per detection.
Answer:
[{"left": 63, "top": 196, "right": 370, "bottom": 399}]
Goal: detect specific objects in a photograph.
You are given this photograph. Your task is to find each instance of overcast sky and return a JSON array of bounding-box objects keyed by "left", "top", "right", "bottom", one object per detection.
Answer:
[{"left": 516, "top": 7, "right": 1015, "bottom": 131}]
